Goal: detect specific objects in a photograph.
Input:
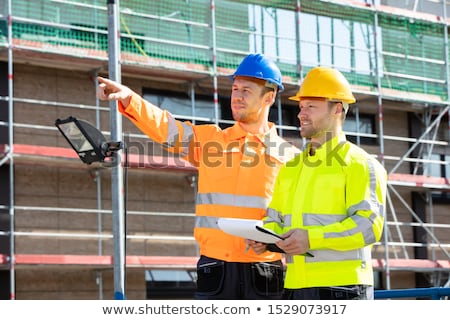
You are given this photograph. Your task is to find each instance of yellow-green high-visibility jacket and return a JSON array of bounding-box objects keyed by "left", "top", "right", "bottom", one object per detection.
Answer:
[
  {"left": 264, "top": 134, "right": 387, "bottom": 288},
  {"left": 119, "top": 94, "right": 299, "bottom": 263}
]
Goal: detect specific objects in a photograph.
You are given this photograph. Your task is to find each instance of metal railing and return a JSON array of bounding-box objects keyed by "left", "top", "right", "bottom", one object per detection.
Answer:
[{"left": 375, "top": 287, "right": 450, "bottom": 300}]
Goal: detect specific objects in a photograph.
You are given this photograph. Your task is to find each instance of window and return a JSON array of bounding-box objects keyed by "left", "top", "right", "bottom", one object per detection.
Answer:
[
  {"left": 343, "top": 113, "right": 376, "bottom": 145},
  {"left": 429, "top": 154, "right": 450, "bottom": 203}
]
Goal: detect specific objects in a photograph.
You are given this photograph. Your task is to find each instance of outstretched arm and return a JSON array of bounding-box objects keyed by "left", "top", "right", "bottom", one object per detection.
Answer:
[{"left": 96, "top": 76, "right": 199, "bottom": 163}]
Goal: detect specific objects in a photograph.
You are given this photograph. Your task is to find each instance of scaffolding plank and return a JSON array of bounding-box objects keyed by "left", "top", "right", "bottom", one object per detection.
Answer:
[
  {"left": 1, "top": 144, "right": 196, "bottom": 173},
  {"left": 389, "top": 173, "right": 450, "bottom": 190},
  {"left": 14, "top": 144, "right": 78, "bottom": 159},
  {"left": 372, "top": 258, "right": 450, "bottom": 271},
  {"left": 0, "top": 254, "right": 198, "bottom": 269},
  {"left": 2, "top": 254, "right": 449, "bottom": 271}
]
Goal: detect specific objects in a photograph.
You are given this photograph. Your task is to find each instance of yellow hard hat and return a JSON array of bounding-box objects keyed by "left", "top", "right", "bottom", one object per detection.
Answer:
[{"left": 289, "top": 66, "right": 356, "bottom": 104}]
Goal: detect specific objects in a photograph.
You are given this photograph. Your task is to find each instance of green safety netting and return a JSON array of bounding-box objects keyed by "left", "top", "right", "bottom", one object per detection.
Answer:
[{"left": 1, "top": 0, "right": 448, "bottom": 100}]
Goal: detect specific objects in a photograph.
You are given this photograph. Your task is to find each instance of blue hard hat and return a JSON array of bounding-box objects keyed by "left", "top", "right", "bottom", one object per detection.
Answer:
[{"left": 231, "top": 53, "right": 284, "bottom": 92}]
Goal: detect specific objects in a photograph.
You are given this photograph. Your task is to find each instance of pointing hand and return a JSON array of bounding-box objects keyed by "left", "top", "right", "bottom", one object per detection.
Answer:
[{"left": 97, "top": 76, "right": 133, "bottom": 106}]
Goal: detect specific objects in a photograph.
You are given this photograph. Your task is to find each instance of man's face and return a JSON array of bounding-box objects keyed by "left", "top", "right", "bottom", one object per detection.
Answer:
[
  {"left": 231, "top": 77, "right": 269, "bottom": 124},
  {"left": 297, "top": 98, "right": 337, "bottom": 140}
]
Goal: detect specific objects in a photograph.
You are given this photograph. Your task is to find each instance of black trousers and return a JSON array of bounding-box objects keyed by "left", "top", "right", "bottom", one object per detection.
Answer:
[
  {"left": 284, "top": 285, "right": 374, "bottom": 300},
  {"left": 194, "top": 255, "right": 284, "bottom": 300}
]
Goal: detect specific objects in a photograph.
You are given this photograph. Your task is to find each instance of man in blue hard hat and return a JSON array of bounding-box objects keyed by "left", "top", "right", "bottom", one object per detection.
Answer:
[{"left": 97, "top": 53, "right": 299, "bottom": 299}]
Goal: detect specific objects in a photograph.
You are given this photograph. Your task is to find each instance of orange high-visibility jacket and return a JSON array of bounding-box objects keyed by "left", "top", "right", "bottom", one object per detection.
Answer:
[{"left": 119, "top": 94, "right": 299, "bottom": 262}]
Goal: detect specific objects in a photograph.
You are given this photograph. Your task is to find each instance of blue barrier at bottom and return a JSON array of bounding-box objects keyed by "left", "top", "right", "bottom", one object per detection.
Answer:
[{"left": 375, "top": 287, "right": 450, "bottom": 300}]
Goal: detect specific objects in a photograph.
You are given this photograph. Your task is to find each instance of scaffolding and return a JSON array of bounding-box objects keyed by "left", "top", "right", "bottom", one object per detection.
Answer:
[{"left": 0, "top": 0, "right": 450, "bottom": 299}]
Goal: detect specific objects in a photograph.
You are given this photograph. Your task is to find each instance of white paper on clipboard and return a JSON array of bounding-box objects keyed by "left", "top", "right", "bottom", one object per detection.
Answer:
[{"left": 217, "top": 218, "right": 283, "bottom": 243}]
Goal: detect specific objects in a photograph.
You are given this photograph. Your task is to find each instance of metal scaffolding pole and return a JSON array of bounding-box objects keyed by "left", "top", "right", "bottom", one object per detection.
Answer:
[
  {"left": 210, "top": 0, "right": 219, "bottom": 126},
  {"left": 93, "top": 71, "right": 104, "bottom": 300},
  {"left": 295, "top": 0, "right": 302, "bottom": 81},
  {"left": 373, "top": 4, "right": 391, "bottom": 290},
  {"left": 7, "top": 0, "right": 15, "bottom": 300},
  {"left": 106, "top": 0, "right": 126, "bottom": 300},
  {"left": 443, "top": 0, "right": 450, "bottom": 143}
]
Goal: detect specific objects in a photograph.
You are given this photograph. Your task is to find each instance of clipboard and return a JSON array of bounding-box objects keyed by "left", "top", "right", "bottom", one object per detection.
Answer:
[
  {"left": 217, "top": 217, "right": 283, "bottom": 243},
  {"left": 255, "top": 225, "right": 284, "bottom": 241},
  {"left": 217, "top": 217, "right": 314, "bottom": 257}
]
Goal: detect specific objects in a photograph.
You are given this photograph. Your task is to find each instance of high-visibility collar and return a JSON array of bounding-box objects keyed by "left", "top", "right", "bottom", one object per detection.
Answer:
[
  {"left": 227, "top": 122, "right": 298, "bottom": 163},
  {"left": 306, "top": 132, "right": 346, "bottom": 159},
  {"left": 228, "top": 122, "right": 278, "bottom": 147}
]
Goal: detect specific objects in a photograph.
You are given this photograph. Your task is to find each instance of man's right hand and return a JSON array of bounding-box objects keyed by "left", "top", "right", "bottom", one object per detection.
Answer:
[
  {"left": 245, "top": 239, "right": 267, "bottom": 254},
  {"left": 97, "top": 76, "right": 133, "bottom": 106},
  {"left": 276, "top": 228, "right": 310, "bottom": 255}
]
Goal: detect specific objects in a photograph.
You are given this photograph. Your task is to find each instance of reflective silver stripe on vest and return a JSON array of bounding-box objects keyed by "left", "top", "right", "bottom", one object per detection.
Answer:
[
  {"left": 347, "top": 198, "right": 385, "bottom": 244},
  {"left": 166, "top": 115, "right": 178, "bottom": 145},
  {"left": 263, "top": 209, "right": 292, "bottom": 229},
  {"left": 165, "top": 115, "right": 194, "bottom": 156},
  {"left": 320, "top": 213, "right": 376, "bottom": 243},
  {"left": 303, "top": 246, "right": 371, "bottom": 263},
  {"left": 303, "top": 210, "right": 378, "bottom": 247},
  {"left": 348, "top": 200, "right": 383, "bottom": 216},
  {"left": 264, "top": 208, "right": 283, "bottom": 225},
  {"left": 195, "top": 216, "right": 219, "bottom": 229},
  {"left": 303, "top": 213, "right": 377, "bottom": 245},
  {"left": 283, "top": 214, "right": 292, "bottom": 227},
  {"left": 348, "top": 158, "right": 383, "bottom": 216},
  {"left": 353, "top": 213, "right": 378, "bottom": 245},
  {"left": 303, "top": 213, "right": 347, "bottom": 227},
  {"left": 196, "top": 193, "right": 270, "bottom": 209}
]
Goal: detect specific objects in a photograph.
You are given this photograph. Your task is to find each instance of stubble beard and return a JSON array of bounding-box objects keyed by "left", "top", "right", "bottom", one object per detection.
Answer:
[
  {"left": 299, "top": 127, "right": 313, "bottom": 139},
  {"left": 232, "top": 109, "right": 248, "bottom": 123}
]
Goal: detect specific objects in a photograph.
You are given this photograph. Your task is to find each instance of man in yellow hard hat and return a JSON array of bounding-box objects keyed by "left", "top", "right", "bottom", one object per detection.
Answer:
[{"left": 247, "top": 66, "right": 387, "bottom": 299}]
